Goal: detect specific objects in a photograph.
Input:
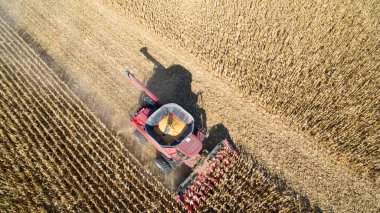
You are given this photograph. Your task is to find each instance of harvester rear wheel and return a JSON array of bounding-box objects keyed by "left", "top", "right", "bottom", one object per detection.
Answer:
[
  {"left": 133, "top": 130, "right": 147, "bottom": 144},
  {"left": 154, "top": 156, "right": 172, "bottom": 174}
]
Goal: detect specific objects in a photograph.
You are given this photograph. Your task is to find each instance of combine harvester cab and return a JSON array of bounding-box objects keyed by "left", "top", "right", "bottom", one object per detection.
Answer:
[{"left": 125, "top": 70, "right": 239, "bottom": 211}]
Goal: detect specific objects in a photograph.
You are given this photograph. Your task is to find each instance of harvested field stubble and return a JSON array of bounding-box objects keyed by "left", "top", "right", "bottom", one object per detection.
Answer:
[{"left": 107, "top": 0, "right": 380, "bottom": 181}]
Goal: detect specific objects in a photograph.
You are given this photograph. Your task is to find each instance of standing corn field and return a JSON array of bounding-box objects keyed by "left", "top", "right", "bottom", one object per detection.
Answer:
[
  {"left": 0, "top": 16, "right": 179, "bottom": 212},
  {"left": 107, "top": 0, "right": 380, "bottom": 182},
  {"left": 0, "top": 14, "right": 310, "bottom": 212},
  {"left": 1, "top": 0, "right": 379, "bottom": 211}
]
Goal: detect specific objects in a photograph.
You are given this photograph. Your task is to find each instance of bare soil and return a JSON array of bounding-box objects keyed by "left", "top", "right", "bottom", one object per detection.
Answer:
[{"left": 1, "top": 0, "right": 379, "bottom": 211}]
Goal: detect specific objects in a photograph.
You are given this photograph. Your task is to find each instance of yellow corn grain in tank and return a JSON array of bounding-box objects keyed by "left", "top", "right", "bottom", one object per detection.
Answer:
[{"left": 154, "top": 113, "right": 188, "bottom": 145}]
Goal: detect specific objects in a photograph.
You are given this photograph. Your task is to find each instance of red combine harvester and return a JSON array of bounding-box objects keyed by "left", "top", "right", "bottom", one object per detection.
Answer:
[{"left": 125, "top": 70, "right": 238, "bottom": 211}]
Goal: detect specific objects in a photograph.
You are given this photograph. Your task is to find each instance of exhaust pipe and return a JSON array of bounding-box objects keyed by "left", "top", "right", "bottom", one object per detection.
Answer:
[{"left": 125, "top": 69, "right": 160, "bottom": 104}]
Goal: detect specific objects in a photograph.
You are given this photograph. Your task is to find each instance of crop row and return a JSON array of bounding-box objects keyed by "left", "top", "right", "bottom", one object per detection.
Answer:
[
  {"left": 108, "top": 0, "right": 380, "bottom": 181},
  {"left": 0, "top": 16, "right": 180, "bottom": 212},
  {"left": 199, "top": 154, "right": 310, "bottom": 212}
]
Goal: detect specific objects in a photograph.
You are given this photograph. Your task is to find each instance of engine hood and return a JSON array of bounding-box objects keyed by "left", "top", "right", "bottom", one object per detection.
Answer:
[{"left": 177, "top": 134, "right": 202, "bottom": 158}]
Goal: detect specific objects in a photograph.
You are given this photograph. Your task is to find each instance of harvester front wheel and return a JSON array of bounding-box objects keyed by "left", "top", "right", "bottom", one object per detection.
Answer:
[
  {"left": 154, "top": 156, "right": 172, "bottom": 174},
  {"left": 133, "top": 130, "right": 147, "bottom": 144}
]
